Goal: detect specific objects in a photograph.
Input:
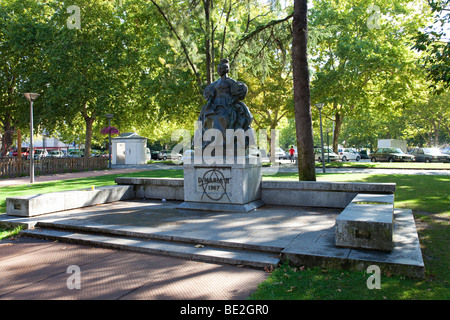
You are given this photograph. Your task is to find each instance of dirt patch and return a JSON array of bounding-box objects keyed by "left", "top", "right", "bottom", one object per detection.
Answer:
[{"left": 413, "top": 211, "right": 449, "bottom": 232}]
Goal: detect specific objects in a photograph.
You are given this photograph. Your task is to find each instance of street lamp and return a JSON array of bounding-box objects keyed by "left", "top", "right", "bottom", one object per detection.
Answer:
[
  {"left": 106, "top": 114, "right": 114, "bottom": 169},
  {"left": 326, "top": 128, "right": 331, "bottom": 163},
  {"left": 23, "top": 93, "right": 40, "bottom": 184},
  {"left": 315, "top": 103, "right": 325, "bottom": 174}
]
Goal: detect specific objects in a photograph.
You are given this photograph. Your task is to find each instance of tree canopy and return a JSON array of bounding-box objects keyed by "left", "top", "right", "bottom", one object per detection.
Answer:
[{"left": 0, "top": 0, "right": 448, "bottom": 159}]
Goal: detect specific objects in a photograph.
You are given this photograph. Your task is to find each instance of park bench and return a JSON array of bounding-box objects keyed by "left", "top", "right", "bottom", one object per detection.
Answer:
[
  {"left": 335, "top": 193, "right": 395, "bottom": 252},
  {"left": 6, "top": 185, "right": 135, "bottom": 217}
]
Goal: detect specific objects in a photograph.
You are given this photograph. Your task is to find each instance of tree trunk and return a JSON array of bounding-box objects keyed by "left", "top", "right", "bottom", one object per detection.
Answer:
[
  {"left": 84, "top": 116, "right": 94, "bottom": 158},
  {"left": 204, "top": 0, "right": 213, "bottom": 85},
  {"left": 434, "top": 122, "right": 440, "bottom": 147},
  {"left": 82, "top": 103, "right": 95, "bottom": 158},
  {"left": 333, "top": 111, "right": 343, "bottom": 153},
  {"left": 292, "top": 0, "right": 316, "bottom": 181},
  {"left": 0, "top": 117, "right": 14, "bottom": 157}
]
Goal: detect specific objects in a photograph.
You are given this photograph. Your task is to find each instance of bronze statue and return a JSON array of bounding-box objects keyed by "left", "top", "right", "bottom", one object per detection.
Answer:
[{"left": 197, "top": 59, "right": 253, "bottom": 152}]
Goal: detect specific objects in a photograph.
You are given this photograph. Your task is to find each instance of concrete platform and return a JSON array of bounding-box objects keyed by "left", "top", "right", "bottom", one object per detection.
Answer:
[
  {"left": 0, "top": 199, "right": 424, "bottom": 278},
  {"left": 6, "top": 185, "right": 135, "bottom": 217}
]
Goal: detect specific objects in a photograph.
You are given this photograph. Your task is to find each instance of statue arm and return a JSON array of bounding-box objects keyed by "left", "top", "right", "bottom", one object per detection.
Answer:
[
  {"left": 203, "top": 82, "right": 216, "bottom": 101},
  {"left": 230, "top": 80, "right": 248, "bottom": 101}
]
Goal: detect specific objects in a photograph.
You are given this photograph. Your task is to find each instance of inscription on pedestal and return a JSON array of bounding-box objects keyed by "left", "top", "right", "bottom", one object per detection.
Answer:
[{"left": 197, "top": 168, "right": 231, "bottom": 202}]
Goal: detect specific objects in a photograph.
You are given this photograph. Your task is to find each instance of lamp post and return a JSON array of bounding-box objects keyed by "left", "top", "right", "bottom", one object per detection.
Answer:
[
  {"left": 315, "top": 103, "right": 325, "bottom": 173},
  {"left": 23, "top": 93, "right": 40, "bottom": 184},
  {"left": 106, "top": 114, "right": 114, "bottom": 169},
  {"left": 326, "top": 128, "right": 331, "bottom": 163}
]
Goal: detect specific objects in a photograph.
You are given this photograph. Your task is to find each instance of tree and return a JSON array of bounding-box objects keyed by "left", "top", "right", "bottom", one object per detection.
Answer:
[
  {"left": 292, "top": 0, "right": 316, "bottom": 181},
  {"left": 0, "top": 0, "right": 52, "bottom": 156},
  {"left": 412, "top": 0, "right": 450, "bottom": 92},
  {"left": 40, "top": 0, "right": 145, "bottom": 157},
  {"left": 405, "top": 91, "right": 450, "bottom": 146},
  {"left": 309, "top": 0, "right": 432, "bottom": 153}
]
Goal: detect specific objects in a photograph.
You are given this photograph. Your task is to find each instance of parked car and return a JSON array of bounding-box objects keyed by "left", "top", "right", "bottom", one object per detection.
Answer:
[
  {"left": 370, "top": 148, "right": 414, "bottom": 162},
  {"left": 47, "top": 150, "right": 65, "bottom": 158},
  {"left": 67, "top": 150, "right": 83, "bottom": 157},
  {"left": 157, "top": 150, "right": 182, "bottom": 160},
  {"left": 358, "top": 150, "right": 370, "bottom": 159},
  {"left": 274, "top": 147, "right": 287, "bottom": 159},
  {"left": 440, "top": 147, "right": 450, "bottom": 155},
  {"left": 180, "top": 150, "right": 195, "bottom": 163},
  {"left": 12, "top": 147, "right": 29, "bottom": 158},
  {"left": 409, "top": 148, "right": 450, "bottom": 163},
  {"left": 33, "top": 149, "right": 48, "bottom": 159},
  {"left": 338, "top": 148, "right": 361, "bottom": 161},
  {"left": 150, "top": 151, "right": 159, "bottom": 160},
  {"left": 90, "top": 149, "right": 102, "bottom": 157},
  {"left": 314, "top": 147, "right": 339, "bottom": 162}
]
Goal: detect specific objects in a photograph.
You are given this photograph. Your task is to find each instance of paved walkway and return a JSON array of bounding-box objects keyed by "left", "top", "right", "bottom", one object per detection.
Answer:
[
  {"left": 0, "top": 163, "right": 269, "bottom": 300},
  {"left": 0, "top": 237, "right": 267, "bottom": 300}
]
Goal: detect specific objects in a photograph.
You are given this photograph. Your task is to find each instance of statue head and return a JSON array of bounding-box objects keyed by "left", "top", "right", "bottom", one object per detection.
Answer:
[{"left": 217, "top": 59, "right": 230, "bottom": 77}]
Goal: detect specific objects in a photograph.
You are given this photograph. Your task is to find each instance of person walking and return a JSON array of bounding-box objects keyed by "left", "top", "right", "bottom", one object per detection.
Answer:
[{"left": 289, "top": 146, "right": 295, "bottom": 163}]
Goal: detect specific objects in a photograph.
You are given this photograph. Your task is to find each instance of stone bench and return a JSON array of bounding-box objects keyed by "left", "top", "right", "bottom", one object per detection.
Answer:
[
  {"left": 335, "top": 193, "right": 395, "bottom": 252},
  {"left": 114, "top": 178, "right": 396, "bottom": 210},
  {"left": 261, "top": 181, "right": 396, "bottom": 208},
  {"left": 115, "top": 177, "right": 184, "bottom": 201},
  {"left": 6, "top": 185, "right": 135, "bottom": 217}
]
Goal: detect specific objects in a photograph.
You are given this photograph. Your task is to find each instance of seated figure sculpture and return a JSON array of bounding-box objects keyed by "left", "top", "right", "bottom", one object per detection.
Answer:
[{"left": 197, "top": 59, "right": 254, "bottom": 155}]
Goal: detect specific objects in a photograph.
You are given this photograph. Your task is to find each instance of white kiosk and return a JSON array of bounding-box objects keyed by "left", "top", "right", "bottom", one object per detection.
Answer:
[{"left": 111, "top": 132, "right": 148, "bottom": 165}]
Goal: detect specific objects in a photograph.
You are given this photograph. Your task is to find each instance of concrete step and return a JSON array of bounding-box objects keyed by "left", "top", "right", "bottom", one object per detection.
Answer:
[
  {"left": 20, "top": 227, "right": 280, "bottom": 269},
  {"left": 32, "top": 221, "right": 283, "bottom": 254}
]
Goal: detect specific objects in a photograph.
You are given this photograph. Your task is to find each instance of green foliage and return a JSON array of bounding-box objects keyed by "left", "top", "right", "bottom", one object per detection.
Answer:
[
  {"left": 309, "top": 0, "right": 433, "bottom": 151},
  {"left": 412, "top": 0, "right": 450, "bottom": 92},
  {"left": 1, "top": 0, "right": 447, "bottom": 156},
  {"left": 0, "top": 0, "right": 54, "bottom": 154}
]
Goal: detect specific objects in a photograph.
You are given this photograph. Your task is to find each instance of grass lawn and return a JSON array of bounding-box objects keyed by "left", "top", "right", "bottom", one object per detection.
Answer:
[
  {"left": 0, "top": 169, "right": 448, "bottom": 300},
  {"left": 253, "top": 172, "right": 449, "bottom": 300}
]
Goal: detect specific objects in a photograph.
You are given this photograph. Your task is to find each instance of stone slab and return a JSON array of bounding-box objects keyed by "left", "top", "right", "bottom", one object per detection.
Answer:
[
  {"left": 335, "top": 201, "right": 394, "bottom": 251},
  {"left": 1, "top": 200, "right": 424, "bottom": 278},
  {"left": 177, "top": 199, "right": 265, "bottom": 213},
  {"left": 20, "top": 228, "right": 280, "bottom": 269},
  {"left": 282, "top": 209, "right": 423, "bottom": 278},
  {"left": 351, "top": 193, "right": 395, "bottom": 204},
  {"left": 6, "top": 193, "right": 65, "bottom": 217},
  {"left": 115, "top": 177, "right": 184, "bottom": 201},
  {"left": 261, "top": 181, "right": 396, "bottom": 193},
  {"left": 6, "top": 185, "right": 135, "bottom": 217},
  {"left": 347, "top": 209, "right": 424, "bottom": 278},
  {"left": 261, "top": 181, "right": 396, "bottom": 208},
  {"left": 183, "top": 161, "right": 262, "bottom": 205}
]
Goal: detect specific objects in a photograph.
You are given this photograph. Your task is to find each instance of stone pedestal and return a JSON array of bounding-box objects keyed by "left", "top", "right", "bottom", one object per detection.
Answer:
[{"left": 178, "top": 156, "right": 264, "bottom": 212}]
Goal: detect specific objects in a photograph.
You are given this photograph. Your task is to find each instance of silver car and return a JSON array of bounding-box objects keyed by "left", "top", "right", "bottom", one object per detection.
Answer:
[{"left": 314, "top": 147, "right": 339, "bottom": 162}]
